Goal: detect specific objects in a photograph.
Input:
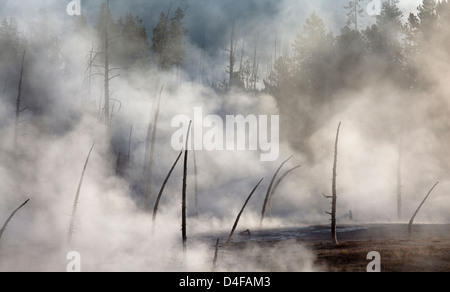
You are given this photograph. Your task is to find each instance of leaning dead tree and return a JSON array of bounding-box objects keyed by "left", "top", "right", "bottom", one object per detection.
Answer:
[
  {"left": 152, "top": 150, "right": 183, "bottom": 228},
  {"left": 267, "top": 165, "right": 302, "bottom": 217},
  {"left": 0, "top": 199, "right": 30, "bottom": 244},
  {"left": 226, "top": 178, "right": 264, "bottom": 244},
  {"left": 182, "top": 121, "right": 192, "bottom": 255},
  {"left": 212, "top": 238, "right": 220, "bottom": 271},
  {"left": 260, "top": 156, "right": 293, "bottom": 226},
  {"left": 68, "top": 143, "right": 95, "bottom": 243},
  {"left": 324, "top": 122, "right": 341, "bottom": 245},
  {"left": 408, "top": 181, "right": 439, "bottom": 240}
]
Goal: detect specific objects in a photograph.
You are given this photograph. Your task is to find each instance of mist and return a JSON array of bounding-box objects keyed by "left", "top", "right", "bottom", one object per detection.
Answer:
[{"left": 0, "top": 0, "right": 449, "bottom": 272}]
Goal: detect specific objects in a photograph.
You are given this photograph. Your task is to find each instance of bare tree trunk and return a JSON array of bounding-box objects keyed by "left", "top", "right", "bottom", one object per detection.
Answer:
[
  {"left": 127, "top": 124, "right": 133, "bottom": 164},
  {"left": 115, "top": 152, "right": 121, "bottom": 175},
  {"left": 152, "top": 151, "right": 183, "bottom": 228},
  {"left": 15, "top": 50, "right": 26, "bottom": 150},
  {"left": 227, "top": 22, "right": 236, "bottom": 89},
  {"left": 212, "top": 238, "right": 220, "bottom": 271},
  {"left": 408, "top": 181, "right": 439, "bottom": 240},
  {"left": 145, "top": 85, "right": 164, "bottom": 210},
  {"left": 68, "top": 143, "right": 95, "bottom": 243},
  {"left": 104, "top": 0, "right": 110, "bottom": 135},
  {"left": 252, "top": 33, "right": 259, "bottom": 91},
  {"left": 331, "top": 122, "right": 341, "bottom": 244},
  {"left": 397, "top": 135, "right": 403, "bottom": 221},
  {"left": 324, "top": 122, "right": 341, "bottom": 245},
  {"left": 267, "top": 165, "right": 301, "bottom": 216},
  {"left": 330, "top": 122, "right": 341, "bottom": 245},
  {"left": 227, "top": 178, "right": 263, "bottom": 244},
  {"left": 0, "top": 199, "right": 29, "bottom": 244},
  {"left": 260, "top": 156, "right": 293, "bottom": 226},
  {"left": 182, "top": 121, "right": 192, "bottom": 255}
]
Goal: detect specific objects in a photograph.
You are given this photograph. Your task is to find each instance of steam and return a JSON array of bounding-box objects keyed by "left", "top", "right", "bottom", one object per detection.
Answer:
[{"left": 0, "top": 0, "right": 449, "bottom": 272}]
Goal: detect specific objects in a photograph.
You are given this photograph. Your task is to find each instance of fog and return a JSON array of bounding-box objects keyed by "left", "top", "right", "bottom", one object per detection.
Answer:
[{"left": 0, "top": 0, "right": 449, "bottom": 272}]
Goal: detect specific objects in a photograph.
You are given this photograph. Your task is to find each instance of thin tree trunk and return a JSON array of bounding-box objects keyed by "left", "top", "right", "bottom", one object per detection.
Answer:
[
  {"left": 115, "top": 152, "right": 121, "bottom": 175},
  {"left": 227, "top": 178, "right": 263, "bottom": 244},
  {"left": 127, "top": 124, "right": 133, "bottom": 164},
  {"left": 212, "top": 238, "right": 220, "bottom": 271},
  {"left": 152, "top": 151, "right": 183, "bottom": 228},
  {"left": 330, "top": 122, "right": 341, "bottom": 245},
  {"left": 145, "top": 85, "right": 164, "bottom": 210},
  {"left": 15, "top": 50, "right": 26, "bottom": 150},
  {"left": 252, "top": 32, "right": 259, "bottom": 91},
  {"left": 68, "top": 143, "right": 95, "bottom": 243},
  {"left": 267, "top": 165, "right": 301, "bottom": 216},
  {"left": 397, "top": 135, "right": 403, "bottom": 221},
  {"left": 0, "top": 199, "right": 29, "bottom": 244},
  {"left": 408, "top": 181, "right": 439, "bottom": 240},
  {"left": 104, "top": 0, "right": 110, "bottom": 134},
  {"left": 228, "top": 22, "right": 235, "bottom": 89},
  {"left": 260, "top": 156, "right": 293, "bottom": 226},
  {"left": 182, "top": 121, "right": 192, "bottom": 255}
]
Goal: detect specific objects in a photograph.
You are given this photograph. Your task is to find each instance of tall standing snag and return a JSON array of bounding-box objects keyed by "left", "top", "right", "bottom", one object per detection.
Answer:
[
  {"left": 408, "top": 181, "right": 439, "bottom": 240},
  {"left": 0, "top": 199, "right": 30, "bottom": 244},
  {"left": 397, "top": 135, "right": 403, "bottom": 221},
  {"left": 182, "top": 121, "right": 192, "bottom": 255},
  {"left": 68, "top": 143, "right": 95, "bottom": 243},
  {"left": 226, "top": 178, "right": 264, "bottom": 244},
  {"left": 15, "top": 50, "right": 26, "bottom": 150},
  {"left": 324, "top": 122, "right": 341, "bottom": 245}
]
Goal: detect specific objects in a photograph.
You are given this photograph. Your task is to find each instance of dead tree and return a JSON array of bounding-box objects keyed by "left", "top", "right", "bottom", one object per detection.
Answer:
[
  {"left": 68, "top": 143, "right": 95, "bottom": 243},
  {"left": 226, "top": 178, "right": 264, "bottom": 244},
  {"left": 182, "top": 121, "right": 192, "bottom": 255},
  {"left": 152, "top": 150, "right": 183, "bottom": 228},
  {"left": 324, "top": 122, "right": 341, "bottom": 245},
  {"left": 251, "top": 32, "right": 259, "bottom": 92},
  {"left": 15, "top": 50, "right": 27, "bottom": 150},
  {"left": 115, "top": 152, "right": 121, "bottom": 175},
  {"left": 226, "top": 22, "right": 236, "bottom": 89},
  {"left": 103, "top": 0, "right": 111, "bottom": 133},
  {"left": 0, "top": 199, "right": 29, "bottom": 244},
  {"left": 408, "top": 181, "right": 439, "bottom": 240},
  {"left": 397, "top": 135, "right": 403, "bottom": 221},
  {"left": 267, "top": 165, "right": 302, "bottom": 216},
  {"left": 260, "top": 156, "right": 293, "bottom": 226},
  {"left": 212, "top": 238, "right": 220, "bottom": 271},
  {"left": 97, "top": 0, "right": 120, "bottom": 135},
  {"left": 144, "top": 85, "right": 165, "bottom": 210},
  {"left": 127, "top": 124, "right": 133, "bottom": 164}
]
